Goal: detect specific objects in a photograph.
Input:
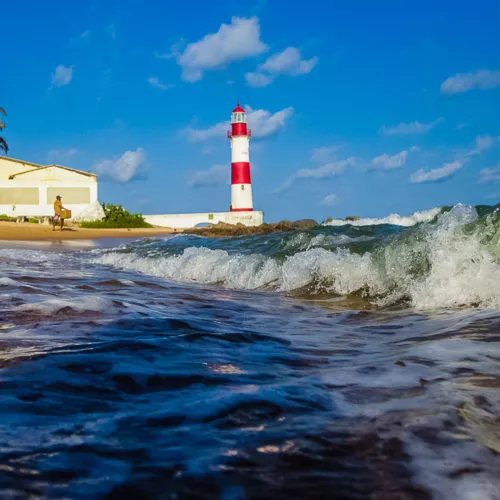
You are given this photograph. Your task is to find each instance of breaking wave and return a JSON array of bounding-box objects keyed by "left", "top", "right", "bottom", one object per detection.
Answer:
[
  {"left": 94, "top": 204, "right": 500, "bottom": 309},
  {"left": 323, "top": 207, "right": 442, "bottom": 227}
]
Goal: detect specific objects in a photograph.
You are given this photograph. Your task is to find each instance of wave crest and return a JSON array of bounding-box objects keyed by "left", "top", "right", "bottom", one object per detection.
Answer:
[{"left": 95, "top": 204, "right": 500, "bottom": 309}]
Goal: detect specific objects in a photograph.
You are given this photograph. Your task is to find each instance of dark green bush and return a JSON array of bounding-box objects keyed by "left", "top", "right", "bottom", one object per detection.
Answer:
[{"left": 80, "top": 203, "right": 153, "bottom": 229}]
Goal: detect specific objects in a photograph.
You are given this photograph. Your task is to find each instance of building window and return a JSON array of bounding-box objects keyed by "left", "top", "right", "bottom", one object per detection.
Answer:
[{"left": 241, "top": 185, "right": 245, "bottom": 190}]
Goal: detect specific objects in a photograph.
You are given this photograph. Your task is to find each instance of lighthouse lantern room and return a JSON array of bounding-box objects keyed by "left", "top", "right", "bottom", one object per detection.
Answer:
[{"left": 228, "top": 103, "right": 253, "bottom": 212}]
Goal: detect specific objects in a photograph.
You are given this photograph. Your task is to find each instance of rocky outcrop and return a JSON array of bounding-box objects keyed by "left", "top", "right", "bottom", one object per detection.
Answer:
[{"left": 184, "top": 219, "right": 318, "bottom": 238}]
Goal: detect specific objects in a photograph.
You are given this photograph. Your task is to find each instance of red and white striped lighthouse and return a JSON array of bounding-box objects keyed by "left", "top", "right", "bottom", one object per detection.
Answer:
[{"left": 228, "top": 103, "right": 253, "bottom": 212}]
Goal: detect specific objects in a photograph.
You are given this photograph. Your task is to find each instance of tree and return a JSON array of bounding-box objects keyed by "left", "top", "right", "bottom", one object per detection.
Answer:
[{"left": 0, "top": 107, "right": 7, "bottom": 154}]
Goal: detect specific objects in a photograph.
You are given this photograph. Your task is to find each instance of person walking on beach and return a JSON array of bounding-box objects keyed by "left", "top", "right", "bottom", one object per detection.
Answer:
[{"left": 53, "top": 195, "right": 65, "bottom": 231}]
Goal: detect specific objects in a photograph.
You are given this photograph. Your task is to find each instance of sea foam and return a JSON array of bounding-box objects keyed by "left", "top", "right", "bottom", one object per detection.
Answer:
[{"left": 95, "top": 204, "right": 500, "bottom": 309}]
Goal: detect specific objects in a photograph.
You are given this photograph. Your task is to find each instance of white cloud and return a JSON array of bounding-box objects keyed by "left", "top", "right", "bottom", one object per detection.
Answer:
[
  {"left": 479, "top": 165, "right": 500, "bottom": 183},
  {"left": 311, "top": 146, "right": 342, "bottom": 163},
  {"left": 410, "top": 161, "right": 462, "bottom": 183},
  {"left": 245, "top": 46, "right": 318, "bottom": 87},
  {"left": 321, "top": 193, "right": 340, "bottom": 206},
  {"left": 188, "top": 164, "right": 228, "bottom": 187},
  {"left": 46, "top": 148, "right": 77, "bottom": 163},
  {"left": 246, "top": 105, "right": 294, "bottom": 137},
  {"left": 188, "top": 105, "right": 294, "bottom": 141},
  {"left": 465, "top": 135, "right": 500, "bottom": 158},
  {"left": 276, "top": 158, "right": 355, "bottom": 194},
  {"left": 188, "top": 121, "right": 228, "bottom": 141},
  {"left": 441, "top": 70, "right": 500, "bottom": 95},
  {"left": 296, "top": 158, "right": 355, "bottom": 180},
  {"left": 175, "top": 17, "right": 267, "bottom": 82},
  {"left": 95, "top": 148, "right": 146, "bottom": 182},
  {"left": 51, "top": 65, "right": 74, "bottom": 87},
  {"left": 244, "top": 72, "right": 274, "bottom": 87},
  {"left": 372, "top": 150, "right": 408, "bottom": 169},
  {"left": 155, "top": 40, "right": 185, "bottom": 60},
  {"left": 147, "top": 77, "right": 173, "bottom": 90},
  {"left": 381, "top": 118, "right": 443, "bottom": 135},
  {"left": 260, "top": 47, "right": 318, "bottom": 76}
]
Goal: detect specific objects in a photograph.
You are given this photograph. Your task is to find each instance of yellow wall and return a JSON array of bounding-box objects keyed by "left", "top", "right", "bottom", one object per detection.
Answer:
[
  {"left": 47, "top": 187, "right": 91, "bottom": 204},
  {"left": 12, "top": 166, "right": 96, "bottom": 184},
  {"left": 0, "top": 187, "right": 39, "bottom": 205},
  {"left": 0, "top": 157, "right": 38, "bottom": 181}
]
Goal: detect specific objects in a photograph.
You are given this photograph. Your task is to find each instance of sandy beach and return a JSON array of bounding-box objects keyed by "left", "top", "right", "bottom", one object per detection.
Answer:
[{"left": 0, "top": 221, "right": 177, "bottom": 241}]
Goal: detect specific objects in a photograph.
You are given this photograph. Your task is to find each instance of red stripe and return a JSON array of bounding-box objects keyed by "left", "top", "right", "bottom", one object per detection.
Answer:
[
  {"left": 230, "top": 207, "right": 253, "bottom": 212},
  {"left": 231, "top": 123, "right": 248, "bottom": 136},
  {"left": 231, "top": 162, "right": 251, "bottom": 184}
]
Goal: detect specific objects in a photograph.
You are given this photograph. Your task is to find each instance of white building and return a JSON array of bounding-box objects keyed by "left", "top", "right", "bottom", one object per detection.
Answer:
[{"left": 0, "top": 155, "right": 101, "bottom": 220}]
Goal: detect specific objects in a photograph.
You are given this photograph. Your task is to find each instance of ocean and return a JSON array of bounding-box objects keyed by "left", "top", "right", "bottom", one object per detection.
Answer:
[{"left": 0, "top": 203, "right": 499, "bottom": 499}]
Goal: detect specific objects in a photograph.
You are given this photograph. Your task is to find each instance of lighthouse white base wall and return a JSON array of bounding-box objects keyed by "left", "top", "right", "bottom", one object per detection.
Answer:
[
  {"left": 144, "top": 211, "right": 264, "bottom": 229},
  {"left": 231, "top": 183, "right": 253, "bottom": 210}
]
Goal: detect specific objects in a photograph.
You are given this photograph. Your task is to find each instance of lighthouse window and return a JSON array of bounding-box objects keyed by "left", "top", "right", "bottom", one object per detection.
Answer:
[{"left": 241, "top": 184, "right": 245, "bottom": 190}]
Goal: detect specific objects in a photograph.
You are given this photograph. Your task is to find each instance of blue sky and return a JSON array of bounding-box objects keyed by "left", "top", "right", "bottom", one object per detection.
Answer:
[{"left": 2, "top": 0, "right": 500, "bottom": 221}]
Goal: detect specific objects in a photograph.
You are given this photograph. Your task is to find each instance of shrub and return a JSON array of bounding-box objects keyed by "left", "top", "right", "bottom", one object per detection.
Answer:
[{"left": 80, "top": 203, "right": 153, "bottom": 229}]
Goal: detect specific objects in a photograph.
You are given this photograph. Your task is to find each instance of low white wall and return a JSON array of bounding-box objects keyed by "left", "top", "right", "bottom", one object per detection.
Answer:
[{"left": 144, "top": 211, "right": 264, "bottom": 229}]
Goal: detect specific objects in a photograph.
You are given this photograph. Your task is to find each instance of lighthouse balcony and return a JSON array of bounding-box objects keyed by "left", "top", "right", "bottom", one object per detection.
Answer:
[{"left": 228, "top": 130, "right": 252, "bottom": 138}]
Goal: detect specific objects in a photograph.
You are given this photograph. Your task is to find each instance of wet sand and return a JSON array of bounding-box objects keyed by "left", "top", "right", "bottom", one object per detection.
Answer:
[{"left": 0, "top": 221, "right": 178, "bottom": 241}]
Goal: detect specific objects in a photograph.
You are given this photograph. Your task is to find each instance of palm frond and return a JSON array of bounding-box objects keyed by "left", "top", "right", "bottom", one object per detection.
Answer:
[
  {"left": 0, "top": 137, "right": 8, "bottom": 154},
  {"left": 0, "top": 107, "right": 6, "bottom": 116}
]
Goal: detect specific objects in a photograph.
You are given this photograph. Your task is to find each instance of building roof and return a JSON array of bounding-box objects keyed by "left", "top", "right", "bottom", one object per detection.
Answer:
[
  {"left": 0, "top": 154, "right": 47, "bottom": 170},
  {"left": 0, "top": 155, "right": 97, "bottom": 179},
  {"left": 232, "top": 102, "right": 245, "bottom": 113}
]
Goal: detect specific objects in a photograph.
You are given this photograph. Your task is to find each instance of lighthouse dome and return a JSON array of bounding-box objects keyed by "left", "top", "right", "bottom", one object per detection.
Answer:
[{"left": 232, "top": 103, "right": 245, "bottom": 113}]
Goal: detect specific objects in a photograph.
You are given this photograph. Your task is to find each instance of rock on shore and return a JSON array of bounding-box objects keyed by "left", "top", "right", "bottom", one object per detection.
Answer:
[{"left": 184, "top": 219, "right": 318, "bottom": 237}]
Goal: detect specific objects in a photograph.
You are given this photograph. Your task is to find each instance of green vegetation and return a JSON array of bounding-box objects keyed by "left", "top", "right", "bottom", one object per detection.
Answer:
[
  {"left": 28, "top": 218, "right": 39, "bottom": 224},
  {"left": 0, "top": 107, "right": 7, "bottom": 154},
  {"left": 0, "top": 214, "right": 12, "bottom": 221},
  {"left": 80, "top": 203, "right": 153, "bottom": 229}
]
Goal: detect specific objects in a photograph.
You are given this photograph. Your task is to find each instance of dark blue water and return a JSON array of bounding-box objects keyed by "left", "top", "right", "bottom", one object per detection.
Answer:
[{"left": 1, "top": 205, "right": 500, "bottom": 499}]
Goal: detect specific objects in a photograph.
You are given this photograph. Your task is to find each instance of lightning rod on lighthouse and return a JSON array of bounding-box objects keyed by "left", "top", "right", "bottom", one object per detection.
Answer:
[{"left": 228, "top": 103, "right": 253, "bottom": 212}]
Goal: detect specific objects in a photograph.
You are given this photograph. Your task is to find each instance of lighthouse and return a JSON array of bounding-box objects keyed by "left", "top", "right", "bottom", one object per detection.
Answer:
[
  {"left": 228, "top": 103, "right": 253, "bottom": 212},
  {"left": 143, "top": 102, "right": 263, "bottom": 229}
]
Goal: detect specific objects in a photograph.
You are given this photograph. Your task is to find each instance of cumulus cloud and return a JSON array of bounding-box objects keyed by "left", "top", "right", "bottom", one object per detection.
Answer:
[
  {"left": 245, "top": 46, "right": 318, "bottom": 87},
  {"left": 188, "top": 164, "right": 228, "bottom": 188},
  {"left": 296, "top": 158, "right": 355, "bottom": 180},
  {"left": 94, "top": 148, "right": 147, "bottom": 182},
  {"left": 188, "top": 105, "right": 294, "bottom": 141},
  {"left": 276, "top": 158, "right": 355, "bottom": 194},
  {"left": 46, "top": 148, "right": 77, "bottom": 164},
  {"left": 244, "top": 72, "right": 274, "bottom": 88},
  {"left": 321, "top": 193, "right": 340, "bottom": 206},
  {"left": 147, "top": 77, "right": 173, "bottom": 90},
  {"left": 381, "top": 118, "right": 443, "bottom": 135},
  {"left": 311, "top": 146, "right": 342, "bottom": 163},
  {"left": 173, "top": 17, "right": 267, "bottom": 82},
  {"left": 479, "top": 165, "right": 500, "bottom": 183},
  {"left": 246, "top": 105, "right": 294, "bottom": 137},
  {"left": 410, "top": 161, "right": 462, "bottom": 183},
  {"left": 51, "top": 65, "right": 74, "bottom": 87},
  {"left": 372, "top": 150, "right": 409, "bottom": 169},
  {"left": 441, "top": 70, "right": 500, "bottom": 95}
]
